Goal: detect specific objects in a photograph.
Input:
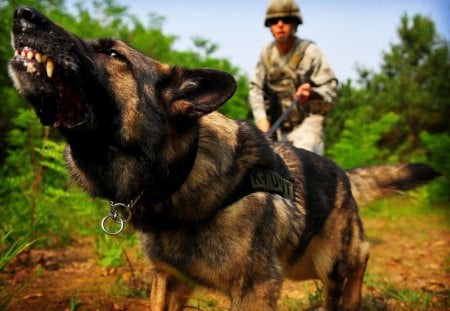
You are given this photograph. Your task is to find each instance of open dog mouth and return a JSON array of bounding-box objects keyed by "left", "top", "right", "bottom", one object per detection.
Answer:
[
  {"left": 9, "top": 7, "right": 88, "bottom": 129},
  {"left": 14, "top": 46, "right": 55, "bottom": 78},
  {"left": 10, "top": 44, "right": 88, "bottom": 129}
]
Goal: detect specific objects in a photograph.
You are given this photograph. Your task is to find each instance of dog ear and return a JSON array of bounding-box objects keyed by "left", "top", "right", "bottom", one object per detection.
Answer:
[{"left": 164, "top": 67, "right": 237, "bottom": 119}]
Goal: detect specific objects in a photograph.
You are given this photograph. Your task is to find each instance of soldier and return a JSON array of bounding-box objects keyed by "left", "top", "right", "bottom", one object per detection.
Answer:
[{"left": 249, "top": 0, "right": 338, "bottom": 155}]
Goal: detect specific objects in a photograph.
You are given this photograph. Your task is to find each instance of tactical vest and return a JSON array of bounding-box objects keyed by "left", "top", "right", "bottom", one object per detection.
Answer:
[{"left": 263, "top": 39, "right": 311, "bottom": 131}]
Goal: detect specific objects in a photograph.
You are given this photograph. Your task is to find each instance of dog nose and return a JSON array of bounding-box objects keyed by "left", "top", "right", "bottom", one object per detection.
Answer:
[{"left": 14, "top": 6, "right": 49, "bottom": 31}]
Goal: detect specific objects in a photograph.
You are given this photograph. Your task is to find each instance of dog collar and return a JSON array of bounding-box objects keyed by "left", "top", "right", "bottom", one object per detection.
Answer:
[
  {"left": 101, "top": 192, "right": 143, "bottom": 235},
  {"left": 99, "top": 128, "right": 199, "bottom": 235}
]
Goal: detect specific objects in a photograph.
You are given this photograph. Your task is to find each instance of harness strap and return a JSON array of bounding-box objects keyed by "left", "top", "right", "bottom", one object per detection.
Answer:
[
  {"left": 265, "top": 39, "right": 312, "bottom": 71},
  {"left": 250, "top": 168, "right": 294, "bottom": 201},
  {"left": 220, "top": 166, "right": 295, "bottom": 210}
]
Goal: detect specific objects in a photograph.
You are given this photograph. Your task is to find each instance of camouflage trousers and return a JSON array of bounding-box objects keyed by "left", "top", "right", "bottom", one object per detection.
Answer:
[{"left": 278, "top": 114, "right": 325, "bottom": 155}]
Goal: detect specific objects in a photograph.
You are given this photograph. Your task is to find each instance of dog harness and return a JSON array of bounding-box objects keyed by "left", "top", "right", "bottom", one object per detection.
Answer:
[
  {"left": 220, "top": 164, "right": 295, "bottom": 211},
  {"left": 249, "top": 168, "right": 294, "bottom": 201}
]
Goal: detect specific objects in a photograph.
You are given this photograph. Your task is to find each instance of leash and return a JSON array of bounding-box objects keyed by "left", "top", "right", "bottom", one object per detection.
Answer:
[{"left": 266, "top": 96, "right": 301, "bottom": 138}]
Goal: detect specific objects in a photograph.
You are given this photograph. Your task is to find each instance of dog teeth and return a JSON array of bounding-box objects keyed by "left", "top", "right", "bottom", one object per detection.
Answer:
[
  {"left": 41, "top": 54, "right": 48, "bottom": 63},
  {"left": 15, "top": 47, "right": 54, "bottom": 78},
  {"left": 35, "top": 52, "right": 42, "bottom": 63},
  {"left": 46, "top": 58, "right": 55, "bottom": 78}
]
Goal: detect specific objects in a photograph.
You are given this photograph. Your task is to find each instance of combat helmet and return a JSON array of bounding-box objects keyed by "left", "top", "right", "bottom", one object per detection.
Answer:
[{"left": 264, "top": 0, "right": 303, "bottom": 27}]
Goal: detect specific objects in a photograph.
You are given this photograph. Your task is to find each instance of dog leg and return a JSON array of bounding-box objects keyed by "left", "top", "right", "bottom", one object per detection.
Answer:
[
  {"left": 341, "top": 242, "right": 370, "bottom": 310},
  {"left": 150, "top": 269, "right": 193, "bottom": 311},
  {"left": 322, "top": 280, "right": 344, "bottom": 311},
  {"left": 150, "top": 269, "right": 168, "bottom": 311},
  {"left": 321, "top": 242, "right": 369, "bottom": 311},
  {"left": 229, "top": 279, "right": 281, "bottom": 311}
]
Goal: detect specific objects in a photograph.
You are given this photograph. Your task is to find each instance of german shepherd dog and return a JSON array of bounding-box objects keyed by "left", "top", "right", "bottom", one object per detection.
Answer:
[{"left": 9, "top": 7, "right": 439, "bottom": 310}]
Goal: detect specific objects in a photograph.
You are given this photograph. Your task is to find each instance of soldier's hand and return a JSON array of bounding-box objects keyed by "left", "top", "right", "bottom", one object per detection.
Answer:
[
  {"left": 295, "top": 83, "right": 311, "bottom": 103},
  {"left": 256, "top": 118, "right": 271, "bottom": 133}
]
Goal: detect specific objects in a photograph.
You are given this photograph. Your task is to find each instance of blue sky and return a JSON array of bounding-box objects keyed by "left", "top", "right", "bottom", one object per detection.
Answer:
[{"left": 67, "top": 0, "right": 449, "bottom": 82}]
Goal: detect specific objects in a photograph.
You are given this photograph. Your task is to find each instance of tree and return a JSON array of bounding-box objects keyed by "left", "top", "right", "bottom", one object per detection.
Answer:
[
  {"left": 327, "top": 13, "right": 449, "bottom": 163},
  {"left": 326, "top": 13, "right": 449, "bottom": 203},
  {"left": 365, "top": 14, "right": 449, "bottom": 154}
]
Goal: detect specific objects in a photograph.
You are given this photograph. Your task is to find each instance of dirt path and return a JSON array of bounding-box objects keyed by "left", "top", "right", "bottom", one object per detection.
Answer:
[{"left": 1, "top": 203, "right": 449, "bottom": 310}]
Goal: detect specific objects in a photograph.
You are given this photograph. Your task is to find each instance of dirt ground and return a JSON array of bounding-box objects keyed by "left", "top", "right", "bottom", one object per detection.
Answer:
[{"left": 1, "top": 204, "right": 449, "bottom": 310}]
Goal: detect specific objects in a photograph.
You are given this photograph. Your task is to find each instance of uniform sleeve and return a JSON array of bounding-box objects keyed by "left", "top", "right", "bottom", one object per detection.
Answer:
[
  {"left": 249, "top": 49, "right": 268, "bottom": 122},
  {"left": 301, "top": 44, "right": 338, "bottom": 105}
]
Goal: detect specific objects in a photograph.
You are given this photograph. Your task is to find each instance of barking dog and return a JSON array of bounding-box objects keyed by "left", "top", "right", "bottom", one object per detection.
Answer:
[{"left": 9, "top": 7, "right": 439, "bottom": 310}]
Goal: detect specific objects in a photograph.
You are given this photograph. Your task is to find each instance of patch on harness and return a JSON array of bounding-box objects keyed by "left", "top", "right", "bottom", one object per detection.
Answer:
[{"left": 250, "top": 168, "right": 294, "bottom": 201}]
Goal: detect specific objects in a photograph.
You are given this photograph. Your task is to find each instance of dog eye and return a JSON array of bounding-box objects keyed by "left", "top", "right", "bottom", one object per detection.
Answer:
[
  {"left": 107, "top": 49, "right": 123, "bottom": 60},
  {"left": 109, "top": 51, "right": 119, "bottom": 58}
]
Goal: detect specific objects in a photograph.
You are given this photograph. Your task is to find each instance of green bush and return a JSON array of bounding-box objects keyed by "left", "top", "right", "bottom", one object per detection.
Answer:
[{"left": 420, "top": 132, "right": 450, "bottom": 204}]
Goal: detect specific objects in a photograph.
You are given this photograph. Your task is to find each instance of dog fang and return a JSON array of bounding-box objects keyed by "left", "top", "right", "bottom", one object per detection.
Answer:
[
  {"left": 35, "top": 52, "right": 42, "bottom": 63},
  {"left": 40, "top": 53, "right": 48, "bottom": 63},
  {"left": 46, "top": 58, "right": 54, "bottom": 78}
]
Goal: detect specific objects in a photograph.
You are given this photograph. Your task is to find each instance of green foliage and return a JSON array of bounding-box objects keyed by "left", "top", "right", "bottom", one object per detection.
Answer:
[
  {"left": 1, "top": 108, "right": 46, "bottom": 245},
  {"left": 192, "top": 36, "right": 219, "bottom": 57},
  {"left": 328, "top": 109, "right": 400, "bottom": 168},
  {"left": 68, "top": 297, "right": 81, "bottom": 311},
  {"left": 363, "top": 274, "right": 436, "bottom": 310},
  {"left": 94, "top": 235, "right": 126, "bottom": 268},
  {"left": 420, "top": 132, "right": 450, "bottom": 203},
  {"left": 420, "top": 132, "right": 450, "bottom": 178},
  {"left": 358, "top": 14, "right": 448, "bottom": 155},
  {"left": 383, "top": 286, "right": 434, "bottom": 309},
  {"left": 329, "top": 13, "right": 449, "bottom": 153},
  {"left": 0, "top": 230, "right": 34, "bottom": 273},
  {"left": 327, "top": 13, "right": 449, "bottom": 203},
  {"left": 361, "top": 187, "right": 446, "bottom": 221},
  {"left": 0, "top": 109, "right": 103, "bottom": 251}
]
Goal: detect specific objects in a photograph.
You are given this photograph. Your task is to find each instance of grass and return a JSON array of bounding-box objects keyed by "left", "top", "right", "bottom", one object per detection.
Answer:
[
  {"left": 360, "top": 187, "right": 449, "bottom": 310},
  {"left": 360, "top": 186, "right": 447, "bottom": 220},
  {"left": 363, "top": 272, "right": 442, "bottom": 309},
  {"left": 0, "top": 230, "right": 36, "bottom": 273},
  {"left": 278, "top": 281, "right": 324, "bottom": 310},
  {"left": 68, "top": 297, "right": 81, "bottom": 311}
]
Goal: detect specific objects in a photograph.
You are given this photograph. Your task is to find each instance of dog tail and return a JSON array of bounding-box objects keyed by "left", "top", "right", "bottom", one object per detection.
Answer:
[{"left": 347, "top": 163, "right": 440, "bottom": 205}]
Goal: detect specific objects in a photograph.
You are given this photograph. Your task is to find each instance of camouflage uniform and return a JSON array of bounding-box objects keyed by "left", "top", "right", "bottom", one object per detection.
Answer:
[{"left": 249, "top": 37, "right": 338, "bottom": 155}]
